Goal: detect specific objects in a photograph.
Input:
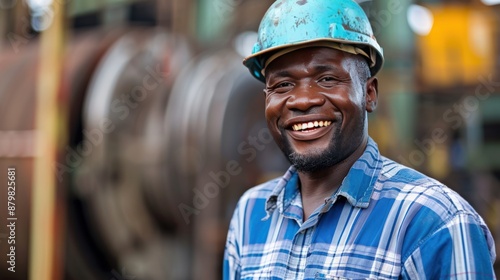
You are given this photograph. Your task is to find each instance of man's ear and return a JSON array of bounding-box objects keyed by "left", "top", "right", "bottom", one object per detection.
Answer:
[{"left": 365, "top": 77, "right": 378, "bottom": 113}]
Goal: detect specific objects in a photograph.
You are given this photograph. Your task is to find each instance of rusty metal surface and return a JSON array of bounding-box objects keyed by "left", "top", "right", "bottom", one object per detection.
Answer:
[
  {"left": 0, "top": 41, "right": 39, "bottom": 280},
  {"left": 0, "top": 29, "right": 121, "bottom": 279}
]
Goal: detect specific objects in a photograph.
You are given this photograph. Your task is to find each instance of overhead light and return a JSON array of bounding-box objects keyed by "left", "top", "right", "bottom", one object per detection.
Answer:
[
  {"left": 31, "top": 8, "right": 54, "bottom": 32},
  {"left": 234, "top": 31, "right": 258, "bottom": 58},
  {"left": 27, "top": 0, "right": 54, "bottom": 31},
  {"left": 407, "top": 4, "right": 434, "bottom": 36},
  {"left": 27, "top": 0, "right": 52, "bottom": 10},
  {"left": 481, "top": 0, "right": 500, "bottom": 5}
]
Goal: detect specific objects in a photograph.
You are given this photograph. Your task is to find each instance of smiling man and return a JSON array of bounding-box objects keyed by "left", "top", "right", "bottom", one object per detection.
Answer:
[{"left": 223, "top": 0, "right": 496, "bottom": 279}]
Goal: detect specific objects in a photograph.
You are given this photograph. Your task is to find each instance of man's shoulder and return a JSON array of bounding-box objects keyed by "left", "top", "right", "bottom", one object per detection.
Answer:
[
  {"left": 379, "top": 156, "right": 442, "bottom": 186},
  {"left": 377, "top": 156, "right": 477, "bottom": 216}
]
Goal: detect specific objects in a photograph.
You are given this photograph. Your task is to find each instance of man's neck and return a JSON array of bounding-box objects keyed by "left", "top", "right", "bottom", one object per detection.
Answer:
[{"left": 298, "top": 138, "right": 368, "bottom": 220}]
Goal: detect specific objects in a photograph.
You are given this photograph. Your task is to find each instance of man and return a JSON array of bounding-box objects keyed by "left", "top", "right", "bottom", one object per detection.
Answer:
[{"left": 223, "top": 0, "right": 496, "bottom": 279}]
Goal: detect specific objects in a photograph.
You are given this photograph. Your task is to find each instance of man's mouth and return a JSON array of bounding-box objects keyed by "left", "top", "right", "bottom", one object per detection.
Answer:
[{"left": 291, "top": 121, "right": 332, "bottom": 132}]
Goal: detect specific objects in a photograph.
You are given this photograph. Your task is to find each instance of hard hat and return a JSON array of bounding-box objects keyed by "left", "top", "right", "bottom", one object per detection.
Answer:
[{"left": 243, "top": 0, "right": 384, "bottom": 82}]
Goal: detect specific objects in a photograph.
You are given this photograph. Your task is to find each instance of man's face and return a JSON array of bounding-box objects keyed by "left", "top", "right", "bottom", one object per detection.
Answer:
[{"left": 264, "top": 47, "right": 377, "bottom": 172}]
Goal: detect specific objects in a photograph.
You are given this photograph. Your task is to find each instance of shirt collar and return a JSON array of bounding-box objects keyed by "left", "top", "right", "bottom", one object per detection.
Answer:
[{"left": 265, "top": 137, "right": 383, "bottom": 217}]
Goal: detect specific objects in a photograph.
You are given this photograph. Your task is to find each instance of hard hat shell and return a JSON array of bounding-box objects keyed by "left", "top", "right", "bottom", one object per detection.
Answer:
[{"left": 243, "top": 0, "right": 384, "bottom": 82}]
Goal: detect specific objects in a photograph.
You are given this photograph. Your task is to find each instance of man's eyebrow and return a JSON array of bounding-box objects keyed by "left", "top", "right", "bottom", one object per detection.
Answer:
[
  {"left": 313, "top": 65, "right": 339, "bottom": 73},
  {"left": 266, "top": 64, "right": 344, "bottom": 80},
  {"left": 267, "top": 70, "right": 292, "bottom": 79}
]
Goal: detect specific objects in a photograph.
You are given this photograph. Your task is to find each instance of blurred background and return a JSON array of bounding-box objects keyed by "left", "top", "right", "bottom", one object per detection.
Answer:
[{"left": 0, "top": 0, "right": 499, "bottom": 279}]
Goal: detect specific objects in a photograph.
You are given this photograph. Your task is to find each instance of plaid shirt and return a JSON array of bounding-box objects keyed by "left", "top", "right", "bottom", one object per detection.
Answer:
[{"left": 223, "top": 138, "right": 496, "bottom": 279}]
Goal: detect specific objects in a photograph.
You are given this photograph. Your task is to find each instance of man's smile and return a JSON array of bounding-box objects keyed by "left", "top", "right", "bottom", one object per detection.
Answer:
[
  {"left": 291, "top": 120, "right": 332, "bottom": 131},
  {"left": 284, "top": 116, "right": 336, "bottom": 142}
]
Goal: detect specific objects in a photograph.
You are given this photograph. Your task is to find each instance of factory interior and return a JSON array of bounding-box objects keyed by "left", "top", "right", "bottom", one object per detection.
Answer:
[{"left": 0, "top": 0, "right": 499, "bottom": 279}]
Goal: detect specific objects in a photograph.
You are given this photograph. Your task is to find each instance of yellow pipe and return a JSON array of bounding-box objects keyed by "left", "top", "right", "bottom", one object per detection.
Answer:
[{"left": 29, "top": 1, "right": 66, "bottom": 280}]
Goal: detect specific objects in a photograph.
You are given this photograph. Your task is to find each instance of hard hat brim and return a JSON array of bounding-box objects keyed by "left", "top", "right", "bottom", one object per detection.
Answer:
[{"left": 243, "top": 38, "right": 384, "bottom": 83}]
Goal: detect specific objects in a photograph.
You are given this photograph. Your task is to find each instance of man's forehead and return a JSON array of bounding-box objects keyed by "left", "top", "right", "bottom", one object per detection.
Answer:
[{"left": 265, "top": 47, "right": 356, "bottom": 74}]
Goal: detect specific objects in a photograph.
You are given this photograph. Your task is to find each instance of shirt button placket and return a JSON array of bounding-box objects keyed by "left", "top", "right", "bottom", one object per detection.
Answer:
[
  {"left": 284, "top": 228, "right": 311, "bottom": 279},
  {"left": 303, "top": 228, "right": 315, "bottom": 279}
]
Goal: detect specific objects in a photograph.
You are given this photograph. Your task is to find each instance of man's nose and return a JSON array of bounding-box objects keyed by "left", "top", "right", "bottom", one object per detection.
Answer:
[{"left": 285, "top": 84, "right": 325, "bottom": 111}]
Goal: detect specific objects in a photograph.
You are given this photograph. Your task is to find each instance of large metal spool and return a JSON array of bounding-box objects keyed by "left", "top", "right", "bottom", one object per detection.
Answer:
[
  {"left": 75, "top": 30, "right": 289, "bottom": 279},
  {"left": 0, "top": 29, "right": 289, "bottom": 280},
  {"left": 74, "top": 29, "right": 192, "bottom": 279}
]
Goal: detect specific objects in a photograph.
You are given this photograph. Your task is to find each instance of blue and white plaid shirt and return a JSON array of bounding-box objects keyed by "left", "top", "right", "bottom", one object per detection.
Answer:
[{"left": 223, "top": 138, "right": 496, "bottom": 279}]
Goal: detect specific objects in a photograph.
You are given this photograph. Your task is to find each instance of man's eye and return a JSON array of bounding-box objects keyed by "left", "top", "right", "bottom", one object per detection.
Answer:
[
  {"left": 319, "top": 76, "right": 336, "bottom": 82},
  {"left": 265, "top": 82, "right": 294, "bottom": 95},
  {"left": 318, "top": 76, "right": 343, "bottom": 88},
  {"left": 276, "top": 82, "right": 293, "bottom": 88}
]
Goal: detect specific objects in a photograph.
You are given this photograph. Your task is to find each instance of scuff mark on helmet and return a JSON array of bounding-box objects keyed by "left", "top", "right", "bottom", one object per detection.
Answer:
[
  {"left": 273, "top": 16, "right": 280, "bottom": 27},
  {"left": 295, "top": 16, "right": 308, "bottom": 28},
  {"left": 297, "top": 0, "right": 307, "bottom": 5}
]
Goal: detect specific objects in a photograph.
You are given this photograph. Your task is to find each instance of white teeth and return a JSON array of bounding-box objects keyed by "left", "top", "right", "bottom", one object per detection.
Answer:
[{"left": 292, "top": 120, "right": 332, "bottom": 131}]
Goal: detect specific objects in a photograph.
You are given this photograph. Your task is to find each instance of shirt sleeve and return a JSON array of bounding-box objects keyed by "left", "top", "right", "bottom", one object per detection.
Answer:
[
  {"left": 223, "top": 202, "right": 242, "bottom": 280},
  {"left": 402, "top": 212, "right": 496, "bottom": 279}
]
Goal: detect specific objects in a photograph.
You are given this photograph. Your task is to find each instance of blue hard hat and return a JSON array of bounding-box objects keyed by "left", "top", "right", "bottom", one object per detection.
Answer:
[{"left": 243, "top": 0, "right": 384, "bottom": 82}]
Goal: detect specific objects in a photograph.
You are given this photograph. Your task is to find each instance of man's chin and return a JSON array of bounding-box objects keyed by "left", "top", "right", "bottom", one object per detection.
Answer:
[{"left": 287, "top": 151, "right": 338, "bottom": 173}]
